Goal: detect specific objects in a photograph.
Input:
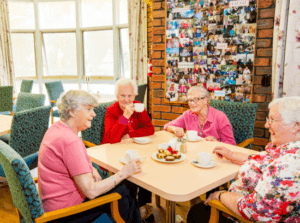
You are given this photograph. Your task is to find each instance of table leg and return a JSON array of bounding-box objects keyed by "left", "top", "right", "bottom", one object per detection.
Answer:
[{"left": 165, "top": 200, "right": 176, "bottom": 223}]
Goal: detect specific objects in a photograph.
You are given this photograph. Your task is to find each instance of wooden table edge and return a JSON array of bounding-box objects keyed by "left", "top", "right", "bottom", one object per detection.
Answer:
[{"left": 89, "top": 156, "right": 238, "bottom": 202}]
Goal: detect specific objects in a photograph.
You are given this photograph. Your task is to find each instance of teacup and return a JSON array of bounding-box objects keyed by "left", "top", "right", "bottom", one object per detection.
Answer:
[
  {"left": 187, "top": 130, "right": 198, "bottom": 140},
  {"left": 198, "top": 152, "right": 214, "bottom": 166},
  {"left": 134, "top": 103, "right": 144, "bottom": 112},
  {"left": 125, "top": 150, "right": 139, "bottom": 162}
]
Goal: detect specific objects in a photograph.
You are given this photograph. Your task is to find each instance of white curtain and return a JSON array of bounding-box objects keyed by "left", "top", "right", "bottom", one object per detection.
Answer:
[
  {"left": 0, "top": 0, "right": 15, "bottom": 89},
  {"left": 272, "top": 0, "right": 300, "bottom": 98},
  {"left": 128, "top": 0, "right": 148, "bottom": 86}
]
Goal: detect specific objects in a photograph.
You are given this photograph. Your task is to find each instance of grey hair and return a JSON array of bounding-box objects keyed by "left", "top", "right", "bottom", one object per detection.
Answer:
[
  {"left": 269, "top": 96, "right": 300, "bottom": 124},
  {"left": 115, "top": 78, "right": 138, "bottom": 96},
  {"left": 57, "top": 90, "right": 98, "bottom": 121},
  {"left": 187, "top": 86, "right": 210, "bottom": 100}
]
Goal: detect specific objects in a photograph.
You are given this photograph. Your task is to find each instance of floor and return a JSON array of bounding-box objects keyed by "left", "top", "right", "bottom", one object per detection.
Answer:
[{"left": 149, "top": 193, "right": 207, "bottom": 223}]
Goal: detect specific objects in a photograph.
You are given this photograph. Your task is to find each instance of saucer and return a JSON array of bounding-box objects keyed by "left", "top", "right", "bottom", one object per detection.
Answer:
[
  {"left": 192, "top": 159, "right": 216, "bottom": 168},
  {"left": 183, "top": 135, "right": 202, "bottom": 142},
  {"left": 120, "top": 157, "right": 145, "bottom": 164},
  {"left": 133, "top": 137, "right": 152, "bottom": 144}
]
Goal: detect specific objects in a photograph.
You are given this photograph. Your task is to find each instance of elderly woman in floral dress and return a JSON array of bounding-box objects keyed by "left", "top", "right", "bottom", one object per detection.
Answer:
[{"left": 188, "top": 96, "right": 300, "bottom": 223}]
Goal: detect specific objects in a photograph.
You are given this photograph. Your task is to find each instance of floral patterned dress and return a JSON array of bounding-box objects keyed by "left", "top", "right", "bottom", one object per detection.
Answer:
[{"left": 228, "top": 141, "right": 300, "bottom": 222}]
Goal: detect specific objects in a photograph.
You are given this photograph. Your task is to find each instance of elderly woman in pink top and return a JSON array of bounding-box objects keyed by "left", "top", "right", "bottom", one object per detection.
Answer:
[
  {"left": 38, "top": 90, "right": 142, "bottom": 223},
  {"left": 164, "top": 86, "right": 236, "bottom": 145}
]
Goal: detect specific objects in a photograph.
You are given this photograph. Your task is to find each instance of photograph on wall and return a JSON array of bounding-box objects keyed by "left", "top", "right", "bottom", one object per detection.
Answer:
[{"left": 166, "top": 0, "right": 257, "bottom": 103}]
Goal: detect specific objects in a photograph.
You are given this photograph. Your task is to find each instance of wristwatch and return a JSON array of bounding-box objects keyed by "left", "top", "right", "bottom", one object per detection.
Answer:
[{"left": 218, "top": 190, "right": 227, "bottom": 201}]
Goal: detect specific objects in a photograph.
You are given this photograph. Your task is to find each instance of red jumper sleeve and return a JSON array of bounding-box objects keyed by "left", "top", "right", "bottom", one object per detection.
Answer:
[
  {"left": 128, "top": 110, "right": 155, "bottom": 138},
  {"left": 101, "top": 106, "right": 129, "bottom": 144}
]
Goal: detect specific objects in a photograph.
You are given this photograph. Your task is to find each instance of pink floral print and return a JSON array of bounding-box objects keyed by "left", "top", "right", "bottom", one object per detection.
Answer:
[{"left": 228, "top": 141, "right": 300, "bottom": 222}]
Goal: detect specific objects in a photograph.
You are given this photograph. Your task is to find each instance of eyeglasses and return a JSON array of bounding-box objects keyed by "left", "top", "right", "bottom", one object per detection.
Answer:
[
  {"left": 266, "top": 117, "right": 282, "bottom": 125},
  {"left": 186, "top": 97, "right": 206, "bottom": 104}
]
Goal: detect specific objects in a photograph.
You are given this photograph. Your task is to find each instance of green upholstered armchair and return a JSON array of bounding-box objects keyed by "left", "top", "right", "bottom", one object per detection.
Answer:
[
  {"left": 45, "top": 81, "right": 64, "bottom": 124},
  {"left": 82, "top": 101, "right": 116, "bottom": 147},
  {"left": 15, "top": 92, "right": 45, "bottom": 113},
  {"left": 20, "top": 79, "right": 34, "bottom": 93},
  {"left": 209, "top": 100, "right": 258, "bottom": 148},
  {"left": 0, "top": 86, "right": 13, "bottom": 116},
  {"left": 0, "top": 92, "right": 46, "bottom": 144},
  {"left": 0, "top": 140, "right": 125, "bottom": 223},
  {"left": 0, "top": 106, "right": 51, "bottom": 177},
  {"left": 135, "top": 84, "right": 147, "bottom": 103}
]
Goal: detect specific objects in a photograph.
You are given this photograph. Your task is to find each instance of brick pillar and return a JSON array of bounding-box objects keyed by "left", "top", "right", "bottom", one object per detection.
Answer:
[{"left": 251, "top": 0, "right": 276, "bottom": 151}]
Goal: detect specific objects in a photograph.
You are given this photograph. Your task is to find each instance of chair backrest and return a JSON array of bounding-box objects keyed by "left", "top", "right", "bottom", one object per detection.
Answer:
[
  {"left": 135, "top": 84, "right": 147, "bottom": 103},
  {"left": 209, "top": 100, "right": 258, "bottom": 145},
  {"left": 15, "top": 92, "right": 45, "bottom": 113},
  {"left": 82, "top": 101, "right": 116, "bottom": 145},
  {"left": 9, "top": 106, "right": 51, "bottom": 158},
  {"left": 44, "top": 81, "right": 64, "bottom": 107},
  {"left": 0, "top": 140, "right": 44, "bottom": 223},
  {"left": 20, "top": 80, "right": 34, "bottom": 93},
  {"left": 0, "top": 86, "right": 13, "bottom": 112}
]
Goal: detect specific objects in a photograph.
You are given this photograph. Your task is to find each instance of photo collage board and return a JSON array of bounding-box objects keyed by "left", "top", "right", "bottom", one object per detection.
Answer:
[{"left": 165, "top": 0, "right": 257, "bottom": 103}]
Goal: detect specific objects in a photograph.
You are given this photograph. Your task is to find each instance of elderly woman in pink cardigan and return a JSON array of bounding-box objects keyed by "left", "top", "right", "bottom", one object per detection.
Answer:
[{"left": 164, "top": 86, "right": 236, "bottom": 145}]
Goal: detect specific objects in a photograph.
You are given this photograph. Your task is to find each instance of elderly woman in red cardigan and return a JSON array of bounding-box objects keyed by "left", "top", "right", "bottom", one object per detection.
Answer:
[
  {"left": 101, "top": 77, "right": 155, "bottom": 222},
  {"left": 102, "top": 78, "right": 154, "bottom": 144}
]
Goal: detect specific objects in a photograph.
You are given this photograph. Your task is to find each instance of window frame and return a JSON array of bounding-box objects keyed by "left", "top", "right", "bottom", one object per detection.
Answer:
[{"left": 9, "top": 0, "right": 129, "bottom": 91}]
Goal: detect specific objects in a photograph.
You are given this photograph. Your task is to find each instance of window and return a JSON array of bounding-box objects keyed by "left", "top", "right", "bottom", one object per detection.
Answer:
[{"left": 8, "top": 0, "right": 130, "bottom": 96}]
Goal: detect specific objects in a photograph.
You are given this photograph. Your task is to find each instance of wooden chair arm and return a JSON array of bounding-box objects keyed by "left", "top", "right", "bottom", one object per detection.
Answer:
[
  {"left": 33, "top": 177, "right": 38, "bottom": 183},
  {"left": 237, "top": 138, "right": 254, "bottom": 148},
  {"left": 208, "top": 200, "right": 254, "bottom": 223},
  {"left": 83, "top": 140, "right": 97, "bottom": 148},
  {"left": 35, "top": 193, "right": 123, "bottom": 223}
]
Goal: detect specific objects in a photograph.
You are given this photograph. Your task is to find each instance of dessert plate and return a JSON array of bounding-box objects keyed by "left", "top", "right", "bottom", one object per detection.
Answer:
[
  {"left": 133, "top": 137, "right": 152, "bottom": 144},
  {"left": 120, "top": 157, "right": 146, "bottom": 164},
  {"left": 183, "top": 135, "right": 202, "bottom": 142},
  {"left": 151, "top": 152, "right": 186, "bottom": 164},
  {"left": 192, "top": 159, "right": 216, "bottom": 168}
]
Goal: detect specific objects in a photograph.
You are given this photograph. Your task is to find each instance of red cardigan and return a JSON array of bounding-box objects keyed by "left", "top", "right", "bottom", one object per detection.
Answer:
[{"left": 101, "top": 101, "right": 155, "bottom": 144}]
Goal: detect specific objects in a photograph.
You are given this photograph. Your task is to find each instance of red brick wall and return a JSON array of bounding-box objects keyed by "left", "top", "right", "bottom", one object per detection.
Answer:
[{"left": 148, "top": 0, "right": 275, "bottom": 150}]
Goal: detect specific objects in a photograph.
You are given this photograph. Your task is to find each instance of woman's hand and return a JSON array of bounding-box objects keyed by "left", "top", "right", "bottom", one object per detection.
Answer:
[
  {"left": 122, "top": 134, "right": 130, "bottom": 140},
  {"left": 123, "top": 104, "right": 135, "bottom": 119},
  {"left": 92, "top": 167, "right": 102, "bottom": 182},
  {"left": 166, "top": 126, "right": 185, "bottom": 138},
  {"left": 205, "top": 136, "right": 218, "bottom": 142},
  {"left": 173, "top": 127, "right": 185, "bottom": 138},
  {"left": 213, "top": 146, "right": 234, "bottom": 160},
  {"left": 122, "top": 158, "right": 142, "bottom": 178},
  {"left": 204, "top": 191, "right": 222, "bottom": 205}
]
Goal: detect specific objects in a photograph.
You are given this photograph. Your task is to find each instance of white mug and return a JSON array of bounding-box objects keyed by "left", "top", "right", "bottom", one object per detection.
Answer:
[
  {"left": 187, "top": 130, "right": 198, "bottom": 140},
  {"left": 125, "top": 150, "right": 138, "bottom": 162},
  {"left": 134, "top": 103, "right": 144, "bottom": 112},
  {"left": 198, "top": 152, "right": 213, "bottom": 166}
]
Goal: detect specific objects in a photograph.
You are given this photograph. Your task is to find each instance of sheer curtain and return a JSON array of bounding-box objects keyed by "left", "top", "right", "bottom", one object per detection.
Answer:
[
  {"left": 128, "top": 0, "right": 148, "bottom": 86},
  {"left": 0, "top": 0, "right": 15, "bottom": 89},
  {"left": 272, "top": 0, "right": 300, "bottom": 98}
]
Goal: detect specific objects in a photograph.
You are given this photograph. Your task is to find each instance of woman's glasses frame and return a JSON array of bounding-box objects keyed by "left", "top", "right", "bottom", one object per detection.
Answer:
[{"left": 186, "top": 96, "right": 206, "bottom": 104}]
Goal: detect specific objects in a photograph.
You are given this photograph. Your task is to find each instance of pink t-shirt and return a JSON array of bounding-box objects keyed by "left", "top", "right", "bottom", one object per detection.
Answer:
[
  {"left": 164, "top": 106, "right": 236, "bottom": 145},
  {"left": 38, "top": 121, "right": 93, "bottom": 212}
]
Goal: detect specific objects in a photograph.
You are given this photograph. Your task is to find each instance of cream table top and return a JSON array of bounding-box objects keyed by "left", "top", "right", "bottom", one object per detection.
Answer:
[
  {"left": 87, "top": 131, "right": 257, "bottom": 202},
  {"left": 0, "top": 115, "right": 13, "bottom": 136}
]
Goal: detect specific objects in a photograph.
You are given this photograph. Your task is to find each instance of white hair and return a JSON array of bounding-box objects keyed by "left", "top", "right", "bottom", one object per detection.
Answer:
[
  {"left": 269, "top": 96, "right": 300, "bottom": 124},
  {"left": 187, "top": 86, "right": 210, "bottom": 100},
  {"left": 115, "top": 78, "right": 138, "bottom": 96},
  {"left": 57, "top": 90, "right": 98, "bottom": 121}
]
